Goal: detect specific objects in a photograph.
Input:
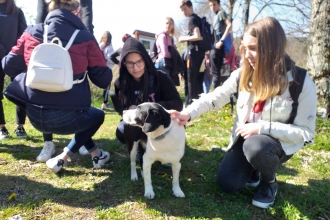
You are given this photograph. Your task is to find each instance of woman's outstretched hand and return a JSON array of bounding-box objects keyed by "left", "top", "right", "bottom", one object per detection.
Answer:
[
  {"left": 167, "top": 110, "right": 191, "bottom": 126},
  {"left": 235, "top": 123, "right": 261, "bottom": 139}
]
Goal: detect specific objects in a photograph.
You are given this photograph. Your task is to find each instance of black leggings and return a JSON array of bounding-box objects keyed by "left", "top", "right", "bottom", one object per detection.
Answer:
[
  {"left": 216, "top": 135, "right": 292, "bottom": 193},
  {"left": 0, "top": 69, "right": 26, "bottom": 125}
]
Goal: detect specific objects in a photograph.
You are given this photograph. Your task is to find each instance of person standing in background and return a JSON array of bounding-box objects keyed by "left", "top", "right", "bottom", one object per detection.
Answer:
[
  {"left": 154, "top": 17, "right": 175, "bottom": 76},
  {"left": 178, "top": 0, "right": 205, "bottom": 106},
  {"left": 36, "top": 0, "right": 93, "bottom": 34},
  {"left": 99, "top": 31, "right": 115, "bottom": 109},
  {"left": 208, "top": 0, "right": 232, "bottom": 89},
  {"left": 0, "top": 0, "right": 28, "bottom": 139}
]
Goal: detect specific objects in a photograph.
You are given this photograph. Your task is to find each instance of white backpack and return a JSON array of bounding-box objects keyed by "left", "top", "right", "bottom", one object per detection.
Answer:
[{"left": 26, "top": 25, "right": 86, "bottom": 92}]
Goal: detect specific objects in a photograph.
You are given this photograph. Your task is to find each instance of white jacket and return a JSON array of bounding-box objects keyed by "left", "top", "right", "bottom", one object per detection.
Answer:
[
  {"left": 99, "top": 43, "right": 115, "bottom": 69},
  {"left": 184, "top": 68, "right": 316, "bottom": 155}
]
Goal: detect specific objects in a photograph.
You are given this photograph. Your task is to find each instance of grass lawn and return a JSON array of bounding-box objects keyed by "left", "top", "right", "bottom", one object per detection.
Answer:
[{"left": 0, "top": 79, "right": 330, "bottom": 220}]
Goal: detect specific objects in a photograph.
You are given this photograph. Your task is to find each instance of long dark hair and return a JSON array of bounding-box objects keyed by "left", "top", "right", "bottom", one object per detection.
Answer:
[{"left": 4, "top": 0, "right": 19, "bottom": 15}]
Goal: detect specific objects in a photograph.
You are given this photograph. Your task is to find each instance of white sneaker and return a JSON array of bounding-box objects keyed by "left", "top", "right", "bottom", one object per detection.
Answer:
[
  {"left": 37, "top": 141, "right": 55, "bottom": 162},
  {"left": 93, "top": 149, "right": 110, "bottom": 168},
  {"left": 79, "top": 145, "right": 89, "bottom": 156},
  {"left": 46, "top": 156, "right": 67, "bottom": 173}
]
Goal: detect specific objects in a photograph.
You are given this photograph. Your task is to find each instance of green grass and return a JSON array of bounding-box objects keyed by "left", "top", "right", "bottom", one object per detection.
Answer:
[{"left": 0, "top": 78, "right": 330, "bottom": 219}]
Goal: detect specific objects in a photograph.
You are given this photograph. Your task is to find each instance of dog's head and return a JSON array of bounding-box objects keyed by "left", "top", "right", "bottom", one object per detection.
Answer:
[{"left": 122, "top": 102, "right": 171, "bottom": 133}]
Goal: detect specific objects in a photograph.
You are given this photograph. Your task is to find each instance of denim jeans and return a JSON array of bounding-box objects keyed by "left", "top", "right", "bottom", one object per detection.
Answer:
[
  {"left": 203, "top": 73, "right": 212, "bottom": 94},
  {"left": 216, "top": 135, "right": 293, "bottom": 193},
  {"left": 155, "top": 58, "right": 170, "bottom": 76},
  {"left": 26, "top": 105, "right": 104, "bottom": 157}
]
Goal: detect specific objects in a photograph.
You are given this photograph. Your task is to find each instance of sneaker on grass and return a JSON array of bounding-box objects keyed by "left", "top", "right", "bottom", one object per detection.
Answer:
[
  {"left": 0, "top": 127, "right": 9, "bottom": 140},
  {"left": 15, "top": 125, "right": 27, "bottom": 138},
  {"left": 101, "top": 103, "right": 112, "bottom": 109},
  {"left": 252, "top": 180, "right": 278, "bottom": 209},
  {"left": 37, "top": 141, "right": 55, "bottom": 162},
  {"left": 46, "top": 156, "right": 67, "bottom": 173},
  {"left": 92, "top": 149, "right": 110, "bottom": 168}
]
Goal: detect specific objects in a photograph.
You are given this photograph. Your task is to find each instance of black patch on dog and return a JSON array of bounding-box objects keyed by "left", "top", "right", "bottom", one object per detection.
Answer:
[{"left": 136, "top": 103, "right": 171, "bottom": 133}]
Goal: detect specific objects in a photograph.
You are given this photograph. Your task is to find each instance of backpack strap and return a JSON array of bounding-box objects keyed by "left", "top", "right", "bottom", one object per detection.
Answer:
[
  {"left": 43, "top": 25, "right": 49, "bottom": 43},
  {"left": 73, "top": 71, "right": 87, "bottom": 84},
  {"left": 287, "top": 66, "right": 307, "bottom": 124},
  {"left": 65, "top": 30, "right": 80, "bottom": 50}
]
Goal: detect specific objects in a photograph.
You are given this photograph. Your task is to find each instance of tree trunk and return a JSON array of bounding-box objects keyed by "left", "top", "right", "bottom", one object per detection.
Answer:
[
  {"left": 244, "top": 0, "right": 252, "bottom": 29},
  {"left": 306, "top": 0, "right": 330, "bottom": 115},
  {"left": 228, "top": 0, "right": 237, "bottom": 23}
]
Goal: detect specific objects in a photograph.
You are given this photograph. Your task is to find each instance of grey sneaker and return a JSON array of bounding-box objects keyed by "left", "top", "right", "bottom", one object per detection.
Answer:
[
  {"left": 252, "top": 180, "right": 278, "bottom": 209},
  {"left": 0, "top": 127, "right": 9, "bottom": 139},
  {"left": 15, "top": 125, "right": 27, "bottom": 138},
  {"left": 92, "top": 149, "right": 110, "bottom": 168},
  {"left": 246, "top": 170, "right": 260, "bottom": 187}
]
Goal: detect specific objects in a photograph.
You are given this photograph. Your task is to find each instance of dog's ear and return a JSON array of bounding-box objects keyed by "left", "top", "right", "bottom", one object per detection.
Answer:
[
  {"left": 158, "top": 106, "right": 171, "bottom": 128},
  {"left": 142, "top": 109, "right": 162, "bottom": 133}
]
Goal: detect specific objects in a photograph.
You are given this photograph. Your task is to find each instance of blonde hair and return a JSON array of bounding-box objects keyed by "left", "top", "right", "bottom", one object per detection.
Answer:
[
  {"left": 45, "top": 0, "right": 79, "bottom": 12},
  {"left": 240, "top": 17, "right": 294, "bottom": 103},
  {"left": 165, "top": 17, "right": 175, "bottom": 36}
]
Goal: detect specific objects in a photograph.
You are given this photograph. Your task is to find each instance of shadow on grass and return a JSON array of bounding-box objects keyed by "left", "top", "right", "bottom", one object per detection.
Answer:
[{"left": 0, "top": 140, "right": 329, "bottom": 219}]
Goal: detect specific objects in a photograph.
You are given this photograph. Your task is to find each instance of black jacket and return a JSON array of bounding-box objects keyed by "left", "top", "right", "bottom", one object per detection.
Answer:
[
  {"left": 114, "top": 37, "right": 182, "bottom": 113},
  {"left": 168, "top": 45, "right": 185, "bottom": 86}
]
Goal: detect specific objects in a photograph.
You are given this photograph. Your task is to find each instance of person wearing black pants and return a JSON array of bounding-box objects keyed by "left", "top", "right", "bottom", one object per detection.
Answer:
[
  {"left": 169, "top": 17, "right": 316, "bottom": 209},
  {"left": 179, "top": 0, "right": 205, "bottom": 106},
  {"left": 216, "top": 135, "right": 292, "bottom": 193},
  {"left": 0, "top": 0, "right": 27, "bottom": 139},
  {"left": 36, "top": 0, "right": 94, "bottom": 34},
  {"left": 208, "top": 0, "right": 232, "bottom": 89}
]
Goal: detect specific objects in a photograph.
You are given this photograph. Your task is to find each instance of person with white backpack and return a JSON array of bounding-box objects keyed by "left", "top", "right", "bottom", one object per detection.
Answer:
[{"left": 2, "top": 0, "right": 112, "bottom": 173}]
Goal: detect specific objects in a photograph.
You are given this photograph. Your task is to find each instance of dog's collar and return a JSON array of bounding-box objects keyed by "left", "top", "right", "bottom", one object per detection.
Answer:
[{"left": 154, "top": 128, "right": 171, "bottom": 141}]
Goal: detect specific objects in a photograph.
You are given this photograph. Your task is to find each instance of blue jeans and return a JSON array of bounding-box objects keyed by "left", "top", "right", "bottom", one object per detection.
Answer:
[
  {"left": 203, "top": 73, "right": 212, "bottom": 94},
  {"left": 26, "top": 105, "right": 104, "bottom": 157},
  {"left": 216, "top": 135, "right": 292, "bottom": 193},
  {"left": 155, "top": 58, "right": 170, "bottom": 76}
]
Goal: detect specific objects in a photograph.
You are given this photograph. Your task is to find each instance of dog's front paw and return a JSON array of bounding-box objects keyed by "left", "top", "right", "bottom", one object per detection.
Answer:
[
  {"left": 144, "top": 189, "right": 155, "bottom": 199},
  {"left": 131, "top": 173, "right": 138, "bottom": 181},
  {"left": 173, "top": 188, "right": 185, "bottom": 198}
]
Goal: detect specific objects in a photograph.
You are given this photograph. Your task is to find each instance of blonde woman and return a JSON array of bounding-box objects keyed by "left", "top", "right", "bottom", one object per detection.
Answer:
[
  {"left": 154, "top": 17, "right": 175, "bottom": 76},
  {"left": 2, "top": 0, "right": 112, "bottom": 173},
  {"left": 170, "top": 17, "right": 316, "bottom": 209}
]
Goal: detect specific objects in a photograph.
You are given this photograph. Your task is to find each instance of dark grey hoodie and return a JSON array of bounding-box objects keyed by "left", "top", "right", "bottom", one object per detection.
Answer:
[{"left": 0, "top": 3, "right": 27, "bottom": 57}]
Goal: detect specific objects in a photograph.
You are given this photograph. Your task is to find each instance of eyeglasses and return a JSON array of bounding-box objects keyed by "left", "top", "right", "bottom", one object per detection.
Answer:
[{"left": 124, "top": 59, "right": 145, "bottom": 68}]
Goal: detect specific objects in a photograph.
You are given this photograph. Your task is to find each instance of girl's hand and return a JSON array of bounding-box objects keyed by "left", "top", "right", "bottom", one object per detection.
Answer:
[
  {"left": 167, "top": 110, "right": 191, "bottom": 126},
  {"left": 235, "top": 123, "right": 261, "bottom": 139}
]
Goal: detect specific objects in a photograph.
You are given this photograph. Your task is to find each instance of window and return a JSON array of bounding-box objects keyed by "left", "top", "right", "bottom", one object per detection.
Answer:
[{"left": 141, "top": 40, "right": 150, "bottom": 50}]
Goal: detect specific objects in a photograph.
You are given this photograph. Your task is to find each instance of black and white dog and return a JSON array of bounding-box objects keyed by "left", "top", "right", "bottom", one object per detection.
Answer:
[
  {"left": 110, "top": 94, "right": 147, "bottom": 181},
  {"left": 123, "top": 102, "right": 186, "bottom": 199}
]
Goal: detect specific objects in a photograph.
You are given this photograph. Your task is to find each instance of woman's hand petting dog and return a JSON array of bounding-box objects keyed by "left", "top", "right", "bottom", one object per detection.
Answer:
[{"left": 167, "top": 110, "right": 191, "bottom": 126}]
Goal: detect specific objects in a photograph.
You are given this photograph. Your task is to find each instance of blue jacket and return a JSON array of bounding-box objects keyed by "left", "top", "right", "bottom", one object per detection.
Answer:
[{"left": 2, "top": 9, "right": 112, "bottom": 110}]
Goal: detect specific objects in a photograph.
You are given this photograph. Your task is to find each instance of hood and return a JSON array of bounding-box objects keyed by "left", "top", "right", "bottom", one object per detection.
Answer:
[
  {"left": 44, "top": 9, "right": 87, "bottom": 36},
  {"left": 118, "top": 37, "right": 158, "bottom": 108},
  {"left": 119, "top": 37, "right": 157, "bottom": 77}
]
